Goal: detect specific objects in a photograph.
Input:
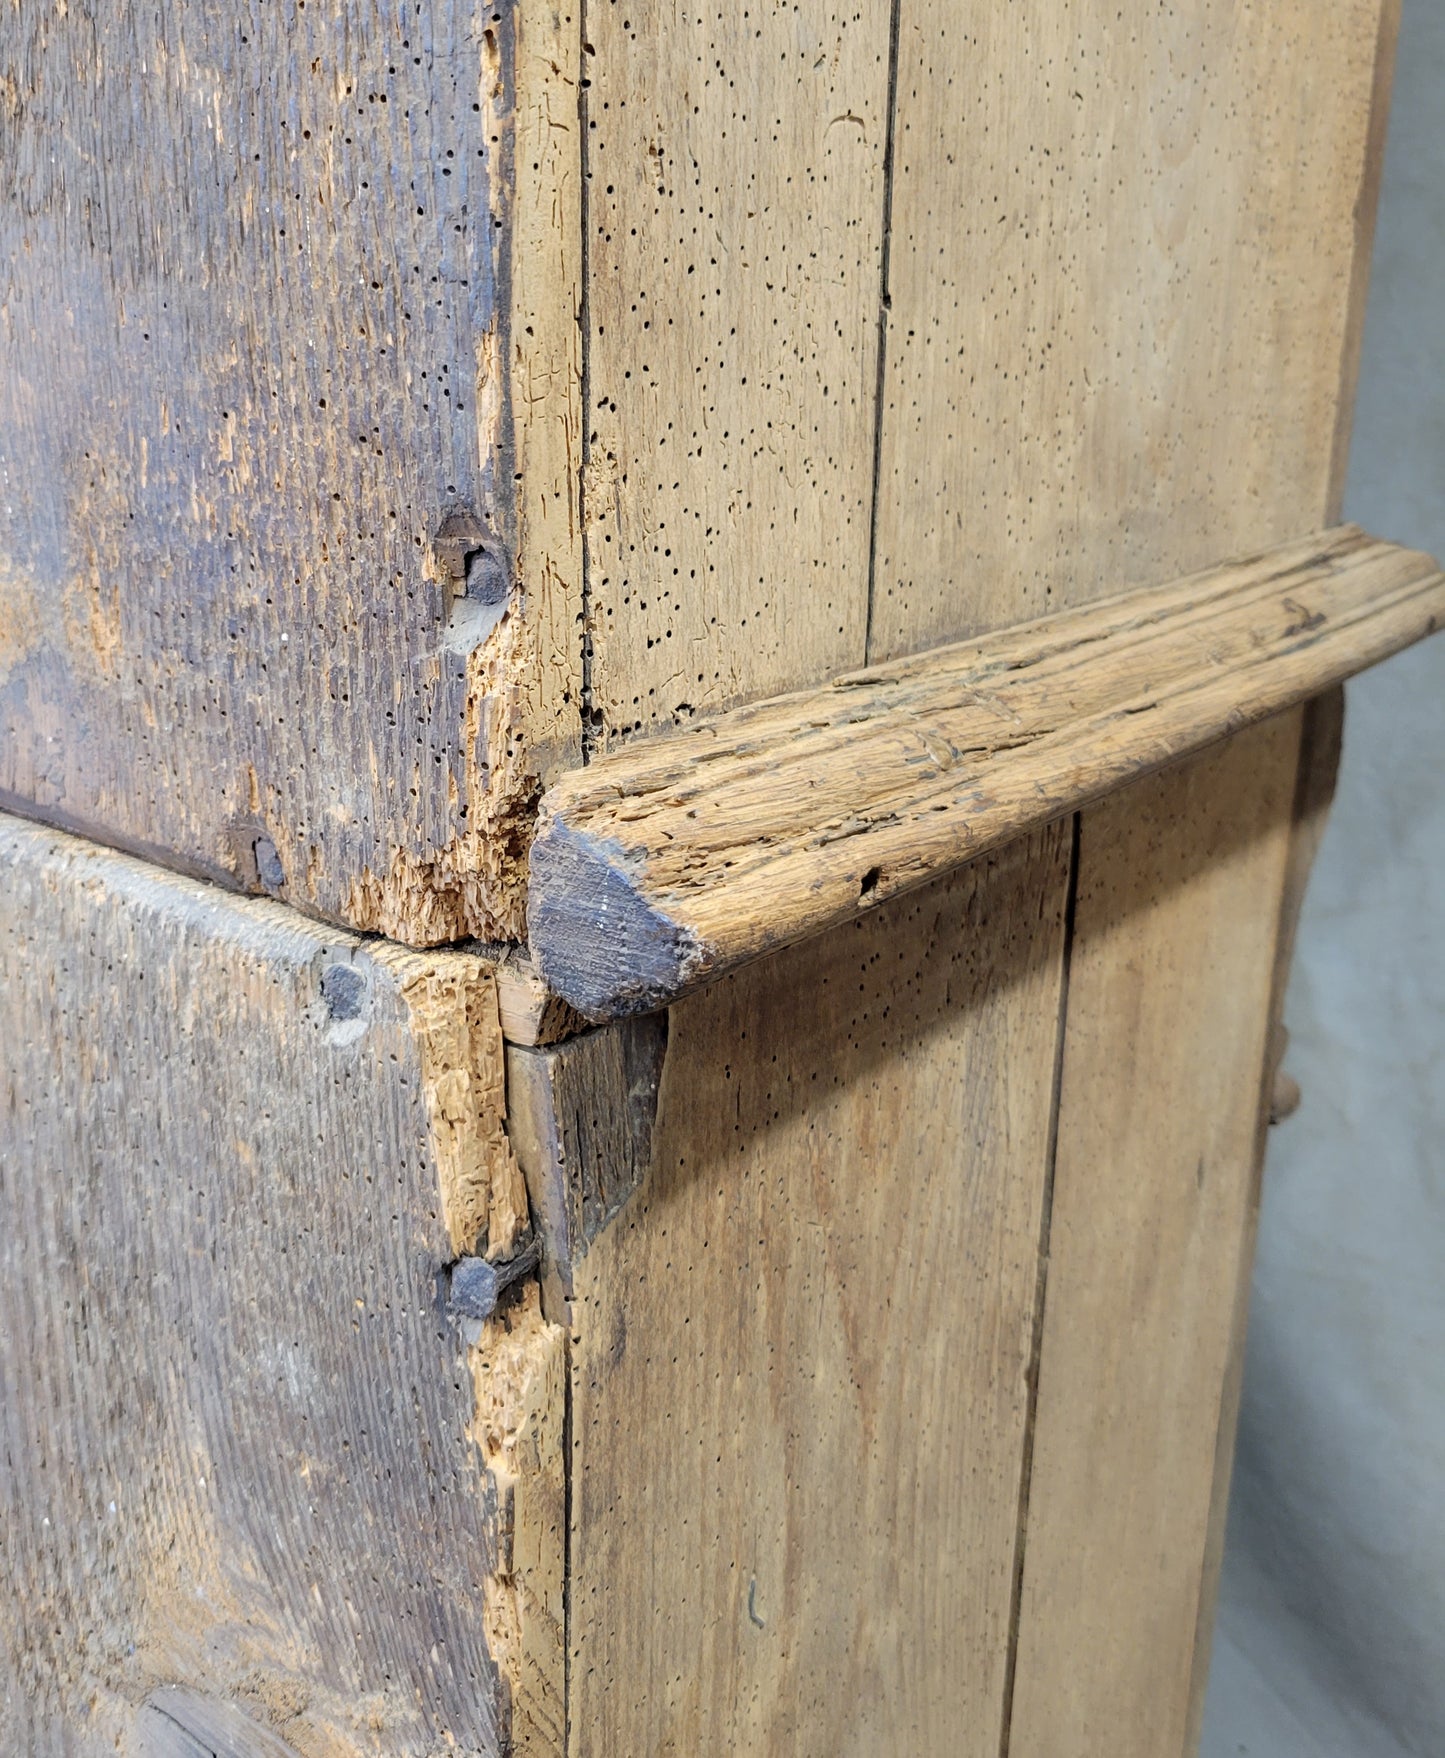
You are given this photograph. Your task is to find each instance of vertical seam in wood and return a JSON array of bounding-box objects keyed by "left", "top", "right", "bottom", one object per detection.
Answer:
[
  {"left": 577, "top": 0, "right": 596, "bottom": 762},
  {"left": 996, "top": 808, "right": 1082, "bottom": 1758},
  {"left": 863, "top": 0, "right": 903, "bottom": 665},
  {"left": 1326, "top": 0, "right": 1401, "bottom": 521},
  {"left": 562, "top": 1323, "right": 575, "bottom": 1758},
  {"left": 1180, "top": 697, "right": 1339, "bottom": 1753}
]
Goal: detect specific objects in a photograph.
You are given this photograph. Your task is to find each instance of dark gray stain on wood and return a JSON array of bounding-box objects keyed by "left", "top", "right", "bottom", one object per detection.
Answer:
[
  {"left": 0, "top": 814, "right": 507, "bottom": 1755},
  {"left": 130, "top": 1688, "right": 301, "bottom": 1758},
  {"left": 506, "top": 1014, "right": 670, "bottom": 1320},
  {"left": 527, "top": 820, "right": 707, "bottom": 1020},
  {"left": 318, "top": 957, "right": 369, "bottom": 1022},
  {"left": 0, "top": 3, "right": 516, "bottom": 931}
]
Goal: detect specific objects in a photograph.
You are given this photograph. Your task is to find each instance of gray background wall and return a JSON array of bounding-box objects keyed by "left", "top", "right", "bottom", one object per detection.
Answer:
[{"left": 1201, "top": 3, "right": 1445, "bottom": 1753}]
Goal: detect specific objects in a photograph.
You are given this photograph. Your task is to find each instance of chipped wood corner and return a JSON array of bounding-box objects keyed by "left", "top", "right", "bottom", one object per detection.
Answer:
[
  {"left": 470, "top": 1280, "right": 568, "bottom": 1758},
  {"left": 496, "top": 946, "right": 592, "bottom": 1049},
  {"left": 344, "top": 0, "right": 584, "bottom": 950},
  {"left": 375, "top": 946, "right": 529, "bottom": 1259}
]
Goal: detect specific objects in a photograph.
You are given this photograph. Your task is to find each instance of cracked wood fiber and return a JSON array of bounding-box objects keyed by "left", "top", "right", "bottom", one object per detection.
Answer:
[
  {"left": 567, "top": 829, "right": 1072, "bottom": 1755},
  {"left": 0, "top": 812, "right": 561, "bottom": 1757},
  {"left": 530, "top": 527, "right": 1445, "bottom": 1017},
  {"left": 0, "top": 0, "right": 580, "bottom": 945}
]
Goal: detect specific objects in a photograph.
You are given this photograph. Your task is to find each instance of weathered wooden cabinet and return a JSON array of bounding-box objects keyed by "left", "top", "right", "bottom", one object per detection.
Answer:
[{"left": 1, "top": 3, "right": 1438, "bottom": 1754}]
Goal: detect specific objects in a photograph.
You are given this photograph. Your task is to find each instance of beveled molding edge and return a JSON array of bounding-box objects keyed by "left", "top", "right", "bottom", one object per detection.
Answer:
[{"left": 528, "top": 526, "right": 1445, "bottom": 1020}]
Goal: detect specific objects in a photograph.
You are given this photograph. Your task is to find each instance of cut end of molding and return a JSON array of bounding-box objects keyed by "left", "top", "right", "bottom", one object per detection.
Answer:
[
  {"left": 528, "top": 819, "right": 706, "bottom": 1019},
  {"left": 525, "top": 529, "right": 1445, "bottom": 1022}
]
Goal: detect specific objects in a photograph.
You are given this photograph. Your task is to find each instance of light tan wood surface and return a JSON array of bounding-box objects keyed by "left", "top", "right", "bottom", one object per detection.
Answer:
[
  {"left": 871, "top": 0, "right": 1392, "bottom": 657},
  {"left": 580, "top": 0, "right": 892, "bottom": 741},
  {"left": 0, "top": 2, "right": 1418, "bottom": 1751},
  {"left": 566, "top": 829, "right": 1072, "bottom": 1755},
  {"left": 0, "top": 0, "right": 1404, "bottom": 944},
  {"left": 530, "top": 527, "right": 1444, "bottom": 1017},
  {"left": 1182, "top": 688, "right": 1346, "bottom": 1756},
  {"left": 1004, "top": 716, "right": 1301, "bottom": 1757}
]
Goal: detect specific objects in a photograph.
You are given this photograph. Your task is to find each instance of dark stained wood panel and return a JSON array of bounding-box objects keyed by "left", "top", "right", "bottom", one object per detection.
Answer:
[
  {"left": 0, "top": 1, "right": 580, "bottom": 945},
  {"left": 0, "top": 811, "right": 525, "bottom": 1755}
]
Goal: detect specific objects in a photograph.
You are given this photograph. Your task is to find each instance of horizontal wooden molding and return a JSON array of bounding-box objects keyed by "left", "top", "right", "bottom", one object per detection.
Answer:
[{"left": 529, "top": 527, "right": 1444, "bottom": 1019}]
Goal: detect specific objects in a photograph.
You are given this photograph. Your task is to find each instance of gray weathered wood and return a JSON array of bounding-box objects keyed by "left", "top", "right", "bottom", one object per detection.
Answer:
[
  {"left": 129, "top": 1689, "right": 300, "bottom": 1758},
  {"left": 0, "top": 1, "right": 580, "bottom": 946},
  {"left": 0, "top": 812, "right": 531, "bottom": 1755},
  {"left": 506, "top": 1018, "right": 669, "bottom": 1321}
]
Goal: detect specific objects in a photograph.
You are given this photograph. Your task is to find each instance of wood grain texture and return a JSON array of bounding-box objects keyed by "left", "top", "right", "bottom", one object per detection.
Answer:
[
  {"left": 1181, "top": 688, "right": 1345, "bottom": 1758},
  {"left": 581, "top": 0, "right": 892, "bottom": 741},
  {"left": 1326, "top": 0, "right": 1402, "bottom": 522},
  {"left": 0, "top": 811, "right": 554, "bottom": 1756},
  {"left": 505, "top": 1016, "right": 669, "bottom": 1322},
  {"left": 494, "top": 947, "right": 591, "bottom": 1049},
  {"left": 568, "top": 827, "right": 1071, "bottom": 1756},
  {"left": 1002, "top": 716, "right": 1301, "bottom": 1758},
  {"left": 0, "top": 0, "right": 581, "bottom": 945},
  {"left": 870, "top": 0, "right": 1394, "bottom": 657},
  {"left": 379, "top": 948, "right": 529, "bottom": 1258},
  {"left": 529, "top": 527, "right": 1445, "bottom": 1017},
  {"left": 470, "top": 1283, "right": 569, "bottom": 1758},
  {"left": 129, "top": 1688, "right": 302, "bottom": 1758}
]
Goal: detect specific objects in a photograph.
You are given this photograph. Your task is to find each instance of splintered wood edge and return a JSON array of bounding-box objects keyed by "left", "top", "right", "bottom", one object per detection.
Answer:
[{"left": 528, "top": 526, "right": 1445, "bottom": 1020}]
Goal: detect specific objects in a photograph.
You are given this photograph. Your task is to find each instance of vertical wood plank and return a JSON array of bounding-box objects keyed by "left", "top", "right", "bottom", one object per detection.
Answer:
[
  {"left": 567, "top": 828, "right": 1071, "bottom": 1755},
  {"left": 1003, "top": 714, "right": 1302, "bottom": 1758},
  {"left": 582, "top": 0, "right": 892, "bottom": 740},
  {"left": 870, "top": 0, "right": 1391, "bottom": 658},
  {"left": 1180, "top": 689, "right": 1345, "bottom": 1757}
]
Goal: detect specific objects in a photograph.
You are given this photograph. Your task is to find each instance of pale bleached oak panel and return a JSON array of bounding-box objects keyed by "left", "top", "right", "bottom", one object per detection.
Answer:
[
  {"left": 871, "top": 0, "right": 1393, "bottom": 656},
  {"left": 569, "top": 829, "right": 1071, "bottom": 1757},
  {"left": 1004, "top": 714, "right": 1301, "bottom": 1758},
  {"left": 583, "top": 0, "right": 892, "bottom": 740}
]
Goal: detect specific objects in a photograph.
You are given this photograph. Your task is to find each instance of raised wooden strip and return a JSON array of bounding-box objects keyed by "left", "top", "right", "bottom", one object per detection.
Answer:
[
  {"left": 529, "top": 526, "right": 1444, "bottom": 1017},
  {"left": 581, "top": 0, "right": 892, "bottom": 742},
  {"left": 0, "top": 812, "right": 558, "bottom": 1756},
  {"left": 1002, "top": 717, "right": 1300, "bottom": 1757},
  {"left": 0, "top": 1, "right": 580, "bottom": 946},
  {"left": 870, "top": 0, "right": 1392, "bottom": 657},
  {"left": 567, "top": 828, "right": 1072, "bottom": 1754}
]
